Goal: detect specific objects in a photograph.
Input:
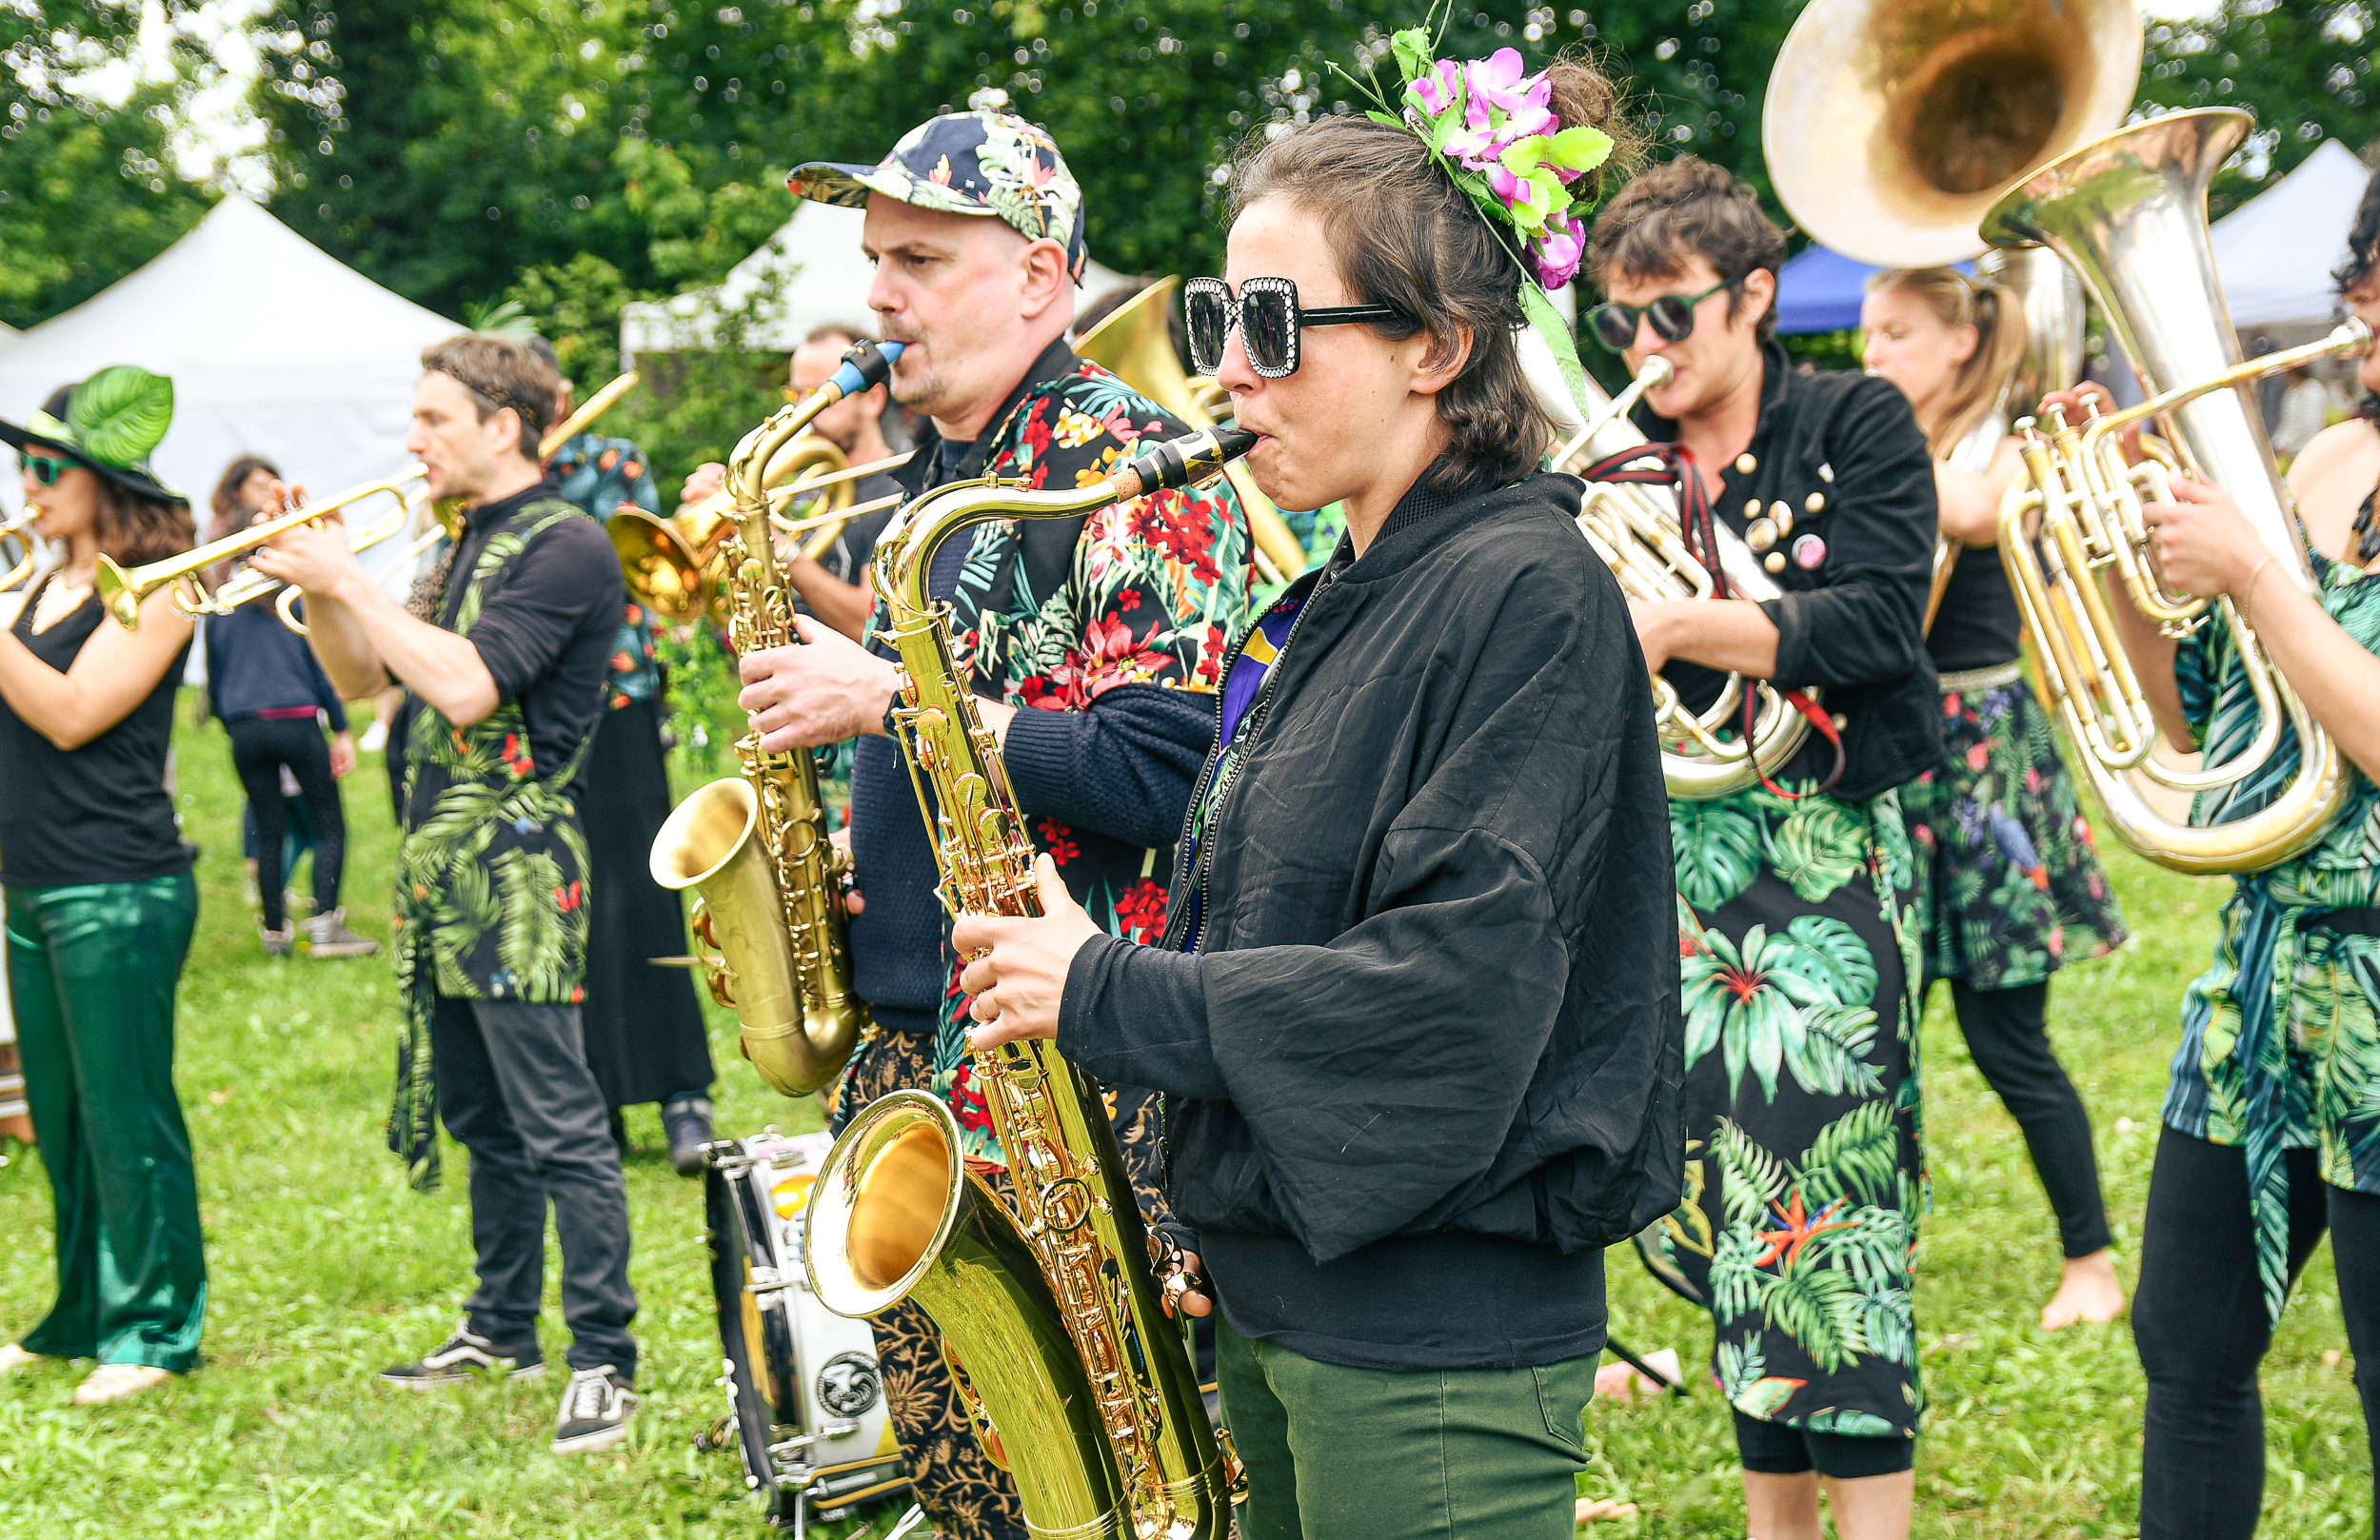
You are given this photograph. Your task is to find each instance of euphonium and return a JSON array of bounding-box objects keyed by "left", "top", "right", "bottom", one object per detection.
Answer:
[
  {"left": 806, "top": 426, "right": 1257, "bottom": 1540},
  {"left": 1983, "top": 108, "right": 2371, "bottom": 873},
  {"left": 647, "top": 340, "right": 902, "bottom": 1095},
  {"left": 1558, "top": 358, "right": 1818, "bottom": 800}
]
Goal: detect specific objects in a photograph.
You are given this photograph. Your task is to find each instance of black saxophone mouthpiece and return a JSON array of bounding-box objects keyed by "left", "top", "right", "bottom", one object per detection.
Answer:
[
  {"left": 823, "top": 339, "right": 906, "bottom": 402},
  {"left": 1123, "top": 426, "right": 1260, "bottom": 498}
]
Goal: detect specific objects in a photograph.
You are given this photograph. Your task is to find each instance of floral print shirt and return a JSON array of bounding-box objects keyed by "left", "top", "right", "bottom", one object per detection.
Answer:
[
  {"left": 2166, "top": 543, "right": 2380, "bottom": 1320},
  {"left": 549, "top": 432, "right": 662, "bottom": 711},
  {"left": 847, "top": 340, "right": 1253, "bottom": 1163}
]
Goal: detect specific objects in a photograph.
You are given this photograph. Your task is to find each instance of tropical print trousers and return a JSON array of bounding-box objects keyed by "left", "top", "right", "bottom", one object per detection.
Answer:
[{"left": 1651, "top": 786, "right": 1927, "bottom": 1444}]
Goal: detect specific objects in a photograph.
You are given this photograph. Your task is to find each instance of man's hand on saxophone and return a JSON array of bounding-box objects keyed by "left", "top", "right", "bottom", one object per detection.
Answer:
[
  {"left": 738, "top": 612, "right": 1020, "bottom": 751},
  {"left": 953, "top": 854, "right": 1097, "bottom": 1048}
]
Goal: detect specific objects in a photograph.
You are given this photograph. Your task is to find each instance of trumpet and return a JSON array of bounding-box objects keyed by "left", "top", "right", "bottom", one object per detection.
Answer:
[
  {"left": 96, "top": 469, "right": 431, "bottom": 631},
  {"left": 0, "top": 505, "right": 45, "bottom": 595}
]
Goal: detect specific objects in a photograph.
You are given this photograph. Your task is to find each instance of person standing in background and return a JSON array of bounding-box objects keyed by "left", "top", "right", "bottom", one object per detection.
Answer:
[
  {"left": 531, "top": 337, "right": 717, "bottom": 1174},
  {"left": 1859, "top": 267, "right": 2130, "bottom": 1332},
  {"left": 675, "top": 320, "right": 903, "bottom": 640},
  {"left": 0, "top": 366, "right": 207, "bottom": 1408}
]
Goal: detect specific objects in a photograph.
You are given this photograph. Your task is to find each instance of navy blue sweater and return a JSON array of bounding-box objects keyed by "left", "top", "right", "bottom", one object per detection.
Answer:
[{"left": 203, "top": 599, "right": 347, "bottom": 729}]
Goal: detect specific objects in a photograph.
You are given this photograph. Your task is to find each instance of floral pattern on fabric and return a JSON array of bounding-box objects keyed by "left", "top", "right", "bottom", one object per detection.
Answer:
[
  {"left": 845, "top": 355, "right": 1252, "bottom": 1164},
  {"left": 2166, "top": 545, "right": 2380, "bottom": 1322},
  {"left": 548, "top": 432, "right": 663, "bottom": 711},
  {"left": 786, "top": 109, "right": 1086, "bottom": 280},
  {"left": 1900, "top": 681, "right": 2127, "bottom": 990},
  {"left": 388, "top": 501, "right": 598, "bottom": 1190},
  {"left": 1648, "top": 783, "right": 1927, "bottom": 1441}
]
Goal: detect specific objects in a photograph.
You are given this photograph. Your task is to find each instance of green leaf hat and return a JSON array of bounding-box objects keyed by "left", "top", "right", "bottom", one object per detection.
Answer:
[{"left": 0, "top": 365, "right": 188, "bottom": 506}]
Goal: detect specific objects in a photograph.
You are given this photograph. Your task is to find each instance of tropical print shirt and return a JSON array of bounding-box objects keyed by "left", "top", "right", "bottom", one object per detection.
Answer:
[
  {"left": 388, "top": 497, "right": 602, "bottom": 1190},
  {"left": 549, "top": 432, "right": 662, "bottom": 711},
  {"left": 2165, "top": 543, "right": 2380, "bottom": 1320},
  {"left": 847, "top": 340, "right": 1252, "bottom": 1163}
]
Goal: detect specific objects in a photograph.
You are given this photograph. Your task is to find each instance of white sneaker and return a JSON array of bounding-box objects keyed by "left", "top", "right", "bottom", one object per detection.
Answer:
[
  {"left": 71, "top": 1363, "right": 173, "bottom": 1405},
  {"left": 550, "top": 1364, "right": 637, "bottom": 1455},
  {"left": 358, "top": 720, "right": 388, "bottom": 755},
  {"left": 0, "top": 1343, "right": 47, "bottom": 1374}
]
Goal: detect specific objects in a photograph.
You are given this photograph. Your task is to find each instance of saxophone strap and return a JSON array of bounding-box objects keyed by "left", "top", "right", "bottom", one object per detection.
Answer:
[{"left": 1575, "top": 443, "right": 1844, "bottom": 800}]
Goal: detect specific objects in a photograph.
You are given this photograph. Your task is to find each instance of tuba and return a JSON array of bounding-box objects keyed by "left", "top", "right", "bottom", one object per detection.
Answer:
[
  {"left": 1557, "top": 359, "right": 1819, "bottom": 800},
  {"left": 647, "top": 340, "right": 901, "bottom": 1095},
  {"left": 1982, "top": 109, "right": 2372, "bottom": 873},
  {"left": 805, "top": 427, "right": 1258, "bottom": 1540},
  {"left": 1077, "top": 276, "right": 1313, "bottom": 585}
]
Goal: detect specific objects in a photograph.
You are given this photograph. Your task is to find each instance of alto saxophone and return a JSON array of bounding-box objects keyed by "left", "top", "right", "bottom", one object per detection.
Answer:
[
  {"left": 805, "top": 426, "right": 1258, "bottom": 1540},
  {"left": 649, "top": 339, "right": 902, "bottom": 1096}
]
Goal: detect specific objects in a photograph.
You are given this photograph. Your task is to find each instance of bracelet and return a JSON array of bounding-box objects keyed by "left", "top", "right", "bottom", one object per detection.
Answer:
[{"left": 2236, "top": 555, "right": 2280, "bottom": 625}]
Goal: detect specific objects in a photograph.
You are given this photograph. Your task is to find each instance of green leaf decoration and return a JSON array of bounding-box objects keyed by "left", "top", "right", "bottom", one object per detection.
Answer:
[
  {"left": 1715, "top": 1332, "right": 1765, "bottom": 1402},
  {"left": 67, "top": 365, "right": 173, "bottom": 469},
  {"left": 1711, "top": 1116, "right": 1789, "bottom": 1231},
  {"left": 1799, "top": 1102, "right": 1904, "bottom": 1214},
  {"left": 1783, "top": 915, "right": 1879, "bottom": 1008},
  {"left": 1762, "top": 1264, "right": 1870, "bottom": 1373},
  {"left": 1550, "top": 124, "right": 1615, "bottom": 173},
  {"left": 1771, "top": 798, "right": 1870, "bottom": 903},
  {"left": 1783, "top": 1005, "right": 1885, "bottom": 1099},
  {"left": 1804, "top": 1407, "right": 1899, "bottom": 1438},
  {"left": 1709, "top": 1222, "right": 1772, "bottom": 1323},
  {"left": 1518, "top": 283, "right": 1594, "bottom": 428}
]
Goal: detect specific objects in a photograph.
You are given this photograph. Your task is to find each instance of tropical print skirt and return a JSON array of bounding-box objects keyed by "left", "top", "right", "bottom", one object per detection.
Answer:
[
  {"left": 1899, "top": 675, "right": 2127, "bottom": 991},
  {"left": 1649, "top": 785, "right": 1927, "bottom": 1443}
]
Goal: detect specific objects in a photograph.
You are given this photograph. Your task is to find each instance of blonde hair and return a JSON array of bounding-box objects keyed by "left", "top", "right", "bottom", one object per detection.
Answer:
[{"left": 1865, "top": 267, "right": 2029, "bottom": 458}]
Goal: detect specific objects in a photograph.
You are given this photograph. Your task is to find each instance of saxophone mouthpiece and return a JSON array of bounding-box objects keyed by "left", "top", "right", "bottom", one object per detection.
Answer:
[
  {"left": 824, "top": 339, "right": 906, "bottom": 402},
  {"left": 1115, "top": 426, "right": 1260, "bottom": 500}
]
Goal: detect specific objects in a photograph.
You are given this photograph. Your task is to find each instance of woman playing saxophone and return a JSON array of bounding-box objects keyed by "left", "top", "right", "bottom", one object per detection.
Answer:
[{"left": 949, "top": 39, "right": 1681, "bottom": 1540}]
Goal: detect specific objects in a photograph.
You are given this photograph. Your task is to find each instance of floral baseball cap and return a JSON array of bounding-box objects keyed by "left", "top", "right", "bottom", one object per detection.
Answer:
[{"left": 787, "top": 109, "right": 1088, "bottom": 283}]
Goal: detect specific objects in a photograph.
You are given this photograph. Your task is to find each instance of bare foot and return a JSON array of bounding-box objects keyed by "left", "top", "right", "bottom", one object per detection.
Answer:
[
  {"left": 2040, "top": 1248, "right": 2126, "bottom": 1330},
  {"left": 1575, "top": 1498, "right": 1639, "bottom": 1524}
]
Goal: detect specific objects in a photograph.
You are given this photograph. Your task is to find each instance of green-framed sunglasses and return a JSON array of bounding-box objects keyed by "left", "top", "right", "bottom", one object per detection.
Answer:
[
  {"left": 1583, "top": 273, "right": 1746, "bottom": 353},
  {"left": 18, "top": 450, "right": 82, "bottom": 486}
]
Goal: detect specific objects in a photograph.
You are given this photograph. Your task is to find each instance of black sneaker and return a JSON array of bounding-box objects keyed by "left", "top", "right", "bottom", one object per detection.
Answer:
[
  {"left": 663, "top": 1095, "right": 715, "bottom": 1176},
  {"left": 377, "top": 1322, "right": 545, "bottom": 1389},
  {"left": 550, "top": 1364, "right": 637, "bottom": 1455}
]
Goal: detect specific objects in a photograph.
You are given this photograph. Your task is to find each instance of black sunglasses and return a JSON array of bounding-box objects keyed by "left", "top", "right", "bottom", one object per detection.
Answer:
[
  {"left": 1583, "top": 273, "right": 1746, "bottom": 354},
  {"left": 18, "top": 450, "right": 79, "bottom": 486},
  {"left": 1183, "top": 276, "right": 1410, "bottom": 379}
]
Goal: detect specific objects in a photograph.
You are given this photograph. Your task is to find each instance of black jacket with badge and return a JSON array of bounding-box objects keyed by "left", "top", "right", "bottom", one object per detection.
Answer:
[
  {"left": 1061, "top": 468, "right": 1683, "bottom": 1371},
  {"left": 1634, "top": 339, "right": 1943, "bottom": 800}
]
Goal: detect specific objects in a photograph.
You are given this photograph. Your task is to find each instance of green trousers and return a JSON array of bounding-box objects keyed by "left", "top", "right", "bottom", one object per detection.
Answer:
[
  {"left": 8, "top": 875, "right": 206, "bottom": 1372},
  {"left": 1216, "top": 1316, "right": 1597, "bottom": 1540}
]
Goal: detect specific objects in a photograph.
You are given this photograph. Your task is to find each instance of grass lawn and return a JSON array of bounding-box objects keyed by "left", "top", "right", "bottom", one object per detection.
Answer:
[{"left": 0, "top": 693, "right": 2369, "bottom": 1536}]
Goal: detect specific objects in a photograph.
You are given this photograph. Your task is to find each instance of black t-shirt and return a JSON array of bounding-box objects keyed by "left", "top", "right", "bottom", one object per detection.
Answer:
[
  {"left": 815, "top": 470, "right": 902, "bottom": 589},
  {"left": 1925, "top": 542, "right": 2023, "bottom": 672},
  {"left": 0, "top": 577, "right": 194, "bottom": 887},
  {"left": 393, "top": 479, "right": 625, "bottom": 790}
]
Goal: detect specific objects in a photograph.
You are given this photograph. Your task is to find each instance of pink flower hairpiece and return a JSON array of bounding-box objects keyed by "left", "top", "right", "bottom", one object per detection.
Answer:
[{"left": 1383, "top": 34, "right": 1611, "bottom": 290}]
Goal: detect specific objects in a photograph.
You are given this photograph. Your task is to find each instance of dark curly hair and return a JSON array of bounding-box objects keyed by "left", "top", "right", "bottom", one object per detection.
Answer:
[
  {"left": 1586, "top": 155, "right": 1789, "bottom": 344},
  {"left": 1227, "top": 55, "right": 1643, "bottom": 493},
  {"left": 2333, "top": 160, "right": 2380, "bottom": 296}
]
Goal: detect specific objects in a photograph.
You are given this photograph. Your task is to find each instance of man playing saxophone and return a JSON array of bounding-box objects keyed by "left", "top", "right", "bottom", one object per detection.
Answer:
[
  {"left": 734, "top": 108, "right": 1251, "bottom": 1540},
  {"left": 246, "top": 335, "right": 643, "bottom": 1460}
]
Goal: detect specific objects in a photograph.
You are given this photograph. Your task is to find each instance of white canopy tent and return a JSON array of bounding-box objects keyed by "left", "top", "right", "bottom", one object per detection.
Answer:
[
  {"left": 2210, "top": 139, "right": 2370, "bottom": 330},
  {"left": 622, "top": 199, "right": 1134, "bottom": 362},
  {"left": 0, "top": 196, "right": 463, "bottom": 526}
]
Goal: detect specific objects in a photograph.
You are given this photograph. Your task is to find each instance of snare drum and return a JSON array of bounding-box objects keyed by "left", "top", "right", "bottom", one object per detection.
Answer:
[{"left": 702, "top": 1130, "right": 907, "bottom": 1533}]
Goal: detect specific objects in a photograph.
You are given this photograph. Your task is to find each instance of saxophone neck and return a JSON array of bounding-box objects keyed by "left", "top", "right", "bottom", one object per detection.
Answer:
[
  {"left": 728, "top": 338, "right": 907, "bottom": 538},
  {"left": 878, "top": 424, "right": 1258, "bottom": 620}
]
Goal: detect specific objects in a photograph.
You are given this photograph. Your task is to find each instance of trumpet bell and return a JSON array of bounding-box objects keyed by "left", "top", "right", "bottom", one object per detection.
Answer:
[
  {"left": 608, "top": 508, "right": 712, "bottom": 625},
  {"left": 1764, "top": 0, "right": 2142, "bottom": 266}
]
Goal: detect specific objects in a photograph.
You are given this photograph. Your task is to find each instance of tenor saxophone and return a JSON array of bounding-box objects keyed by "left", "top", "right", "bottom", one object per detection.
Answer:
[
  {"left": 649, "top": 339, "right": 902, "bottom": 1096},
  {"left": 804, "top": 426, "right": 1257, "bottom": 1540}
]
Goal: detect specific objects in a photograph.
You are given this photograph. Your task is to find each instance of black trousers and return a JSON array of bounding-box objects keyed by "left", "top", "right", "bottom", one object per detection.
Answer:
[
  {"left": 226, "top": 714, "right": 345, "bottom": 932},
  {"left": 430, "top": 996, "right": 639, "bottom": 1379},
  {"left": 1942, "top": 979, "right": 2112, "bottom": 1257},
  {"left": 2134, "top": 1125, "right": 2380, "bottom": 1540}
]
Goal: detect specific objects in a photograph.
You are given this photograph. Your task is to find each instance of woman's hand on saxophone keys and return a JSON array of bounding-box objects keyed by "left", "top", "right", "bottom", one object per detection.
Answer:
[
  {"left": 955, "top": 855, "right": 1102, "bottom": 1050},
  {"left": 739, "top": 615, "right": 902, "bottom": 751}
]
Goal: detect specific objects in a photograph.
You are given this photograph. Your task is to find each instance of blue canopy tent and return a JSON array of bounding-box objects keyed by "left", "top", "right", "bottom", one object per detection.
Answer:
[{"left": 1773, "top": 244, "right": 1973, "bottom": 333}]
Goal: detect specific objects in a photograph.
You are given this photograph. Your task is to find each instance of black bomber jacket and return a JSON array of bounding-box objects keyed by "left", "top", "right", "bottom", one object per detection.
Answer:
[
  {"left": 1060, "top": 469, "right": 1684, "bottom": 1288},
  {"left": 1635, "top": 339, "right": 1945, "bottom": 801}
]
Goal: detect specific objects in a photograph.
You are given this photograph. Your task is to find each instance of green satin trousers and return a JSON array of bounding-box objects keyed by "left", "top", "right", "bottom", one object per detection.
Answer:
[{"left": 8, "top": 874, "right": 206, "bottom": 1371}]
